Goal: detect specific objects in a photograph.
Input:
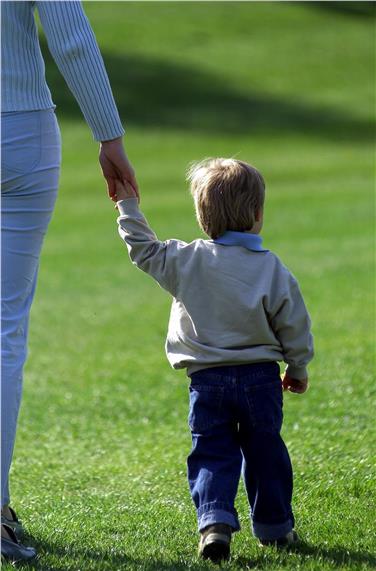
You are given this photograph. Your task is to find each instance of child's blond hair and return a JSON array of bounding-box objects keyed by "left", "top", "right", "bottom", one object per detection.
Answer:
[{"left": 187, "top": 158, "right": 265, "bottom": 240}]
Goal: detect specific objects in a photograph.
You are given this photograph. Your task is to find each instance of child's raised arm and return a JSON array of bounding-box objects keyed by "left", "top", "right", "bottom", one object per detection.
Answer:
[{"left": 114, "top": 184, "right": 185, "bottom": 297}]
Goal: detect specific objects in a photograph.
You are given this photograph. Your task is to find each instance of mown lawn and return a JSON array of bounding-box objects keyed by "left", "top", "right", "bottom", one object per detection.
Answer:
[{"left": 5, "top": 2, "right": 375, "bottom": 570}]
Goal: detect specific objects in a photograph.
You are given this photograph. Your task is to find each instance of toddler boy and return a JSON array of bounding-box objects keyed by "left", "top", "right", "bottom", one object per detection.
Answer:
[{"left": 113, "top": 158, "right": 313, "bottom": 563}]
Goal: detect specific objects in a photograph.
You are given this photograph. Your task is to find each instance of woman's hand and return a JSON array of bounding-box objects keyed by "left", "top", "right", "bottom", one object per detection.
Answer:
[{"left": 99, "top": 137, "right": 139, "bottom": 202}]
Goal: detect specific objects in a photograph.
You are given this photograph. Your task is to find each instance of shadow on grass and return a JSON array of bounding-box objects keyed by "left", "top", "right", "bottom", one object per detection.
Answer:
[
  {"left": 12, "top": 540, "right": 204, "bottom": 571},
  {"left": 11, "top": 537, "right": 376, "bottom": 570},
  {"left": 233, "top": 540, "right": 376, "bottom": 569},
  {"left": 41, "top": 42, "right": 373, "bottom": 142},
  {"left": 312, "top": 1, "right": 376, "bottom": 19}
]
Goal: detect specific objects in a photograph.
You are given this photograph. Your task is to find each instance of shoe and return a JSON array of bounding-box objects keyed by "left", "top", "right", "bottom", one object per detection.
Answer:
[
  {"left": 198, "top": 523, "right": 232, "bottom": 563},
  {"left": 1, "top": 506, "right": 24, "bottom": 535},
  {"left": 259, "top": 529, "right": 299, "bottom": 547},
  {"left": 1, "top": 524, "right": 37, "bottom": 562}
]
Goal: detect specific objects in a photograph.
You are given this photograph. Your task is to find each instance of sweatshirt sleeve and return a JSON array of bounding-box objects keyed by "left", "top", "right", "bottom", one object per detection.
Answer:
[
  {"left": 117, "top": 198, "right": 182, "bottom": 296},
  {"left": 36, "top": 1, "right": 124, "bottom": 141},
  {"left": 268, "top": 272, "right": 314, "bottom": 380}
]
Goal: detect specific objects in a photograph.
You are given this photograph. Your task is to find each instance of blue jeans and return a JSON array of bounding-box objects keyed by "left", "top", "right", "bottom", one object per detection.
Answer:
[
  {"left": 187, "top": 362, "right": 294, "bottom": 540},
  {"left": 1, "top": 109, "right": 61, "bottom": 506}
]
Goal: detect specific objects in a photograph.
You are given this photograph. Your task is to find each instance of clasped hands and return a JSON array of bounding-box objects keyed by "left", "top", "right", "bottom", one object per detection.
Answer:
[
  {"left": 99, "top": 137, "right": 139, "bottom": 202},
  {"left": 113, "top": 178, "right": 138, "bottom": 202}
]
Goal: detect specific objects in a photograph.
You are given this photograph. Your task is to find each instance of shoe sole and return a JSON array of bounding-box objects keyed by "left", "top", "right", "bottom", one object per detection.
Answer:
[{"left": 201, "top": 533, "right": 230, "bottom": 562}]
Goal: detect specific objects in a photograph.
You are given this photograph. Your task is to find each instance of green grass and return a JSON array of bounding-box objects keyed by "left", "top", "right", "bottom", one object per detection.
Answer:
[{"left": 5, "top": 2, "right": 375, "bottom": 570}]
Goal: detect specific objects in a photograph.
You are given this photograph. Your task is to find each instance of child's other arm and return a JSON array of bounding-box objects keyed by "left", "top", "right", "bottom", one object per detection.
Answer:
[
  {"left": 269, "top": 272, "right": 314, "bottom": 386},
  {"left": 114, "top": 181, "right": 180, "bottom": 295}
]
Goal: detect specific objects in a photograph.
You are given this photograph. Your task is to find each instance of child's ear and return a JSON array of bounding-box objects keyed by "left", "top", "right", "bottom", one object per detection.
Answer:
[{"left": 255, "top": 208, "right": 263, "bottom": 222}]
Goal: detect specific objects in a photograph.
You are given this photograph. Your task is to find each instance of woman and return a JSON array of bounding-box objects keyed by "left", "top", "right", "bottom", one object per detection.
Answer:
[{"left": 1, "top": 1, "right": 137, "bottom": 561}]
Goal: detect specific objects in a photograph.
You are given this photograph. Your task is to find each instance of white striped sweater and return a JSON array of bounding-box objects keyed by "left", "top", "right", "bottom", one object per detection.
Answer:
[{"left": 1, "top": 1, "right": 124, "bottom": 141}]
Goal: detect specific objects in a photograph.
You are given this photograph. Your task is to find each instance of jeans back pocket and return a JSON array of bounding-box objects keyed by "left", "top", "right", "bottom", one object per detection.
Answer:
[
  {"left": 244, "top": 380, "right": 283, "bottom": 432},
  {"left": 188, "top": 384, "right": 225, "bottom": 434},
  {"left": 1, "top": 112, "right": 42, "bottom": 178}
]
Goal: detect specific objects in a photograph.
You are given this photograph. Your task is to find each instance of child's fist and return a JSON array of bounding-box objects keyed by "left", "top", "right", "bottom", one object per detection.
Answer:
[
  {"left": 282, "top": 374, "right": 308, "bottom": 394},
  {"left": 114, "top": 179, "right": 138, "bottom": 202}
]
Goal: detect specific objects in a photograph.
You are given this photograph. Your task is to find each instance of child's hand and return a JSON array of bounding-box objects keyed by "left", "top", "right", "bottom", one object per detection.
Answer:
[
  {"left": 282, "top": 373, "right": 308, "bottom": 394},
  {"left": 113, "top": 179, "right": 138, "bottom": 203}
]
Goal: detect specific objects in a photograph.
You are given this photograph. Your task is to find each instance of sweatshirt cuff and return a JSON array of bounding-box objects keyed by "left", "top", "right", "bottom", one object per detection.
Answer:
[
  {"left": 117, "top": 198, "right": 140, "bottom": 217},
  {"left": 285, "top": 364, "right": 308, "bottom": 380}
]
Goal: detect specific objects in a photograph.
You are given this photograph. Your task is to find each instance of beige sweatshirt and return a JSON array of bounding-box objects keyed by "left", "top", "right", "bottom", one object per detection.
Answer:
[{"left": 117, "top": 198, "right": 313, "bottom": 379}]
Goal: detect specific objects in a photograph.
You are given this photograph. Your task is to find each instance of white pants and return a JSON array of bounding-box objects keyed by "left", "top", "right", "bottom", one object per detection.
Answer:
[{"left": 1, "top": 109, "right": 61, "bottom": 506}]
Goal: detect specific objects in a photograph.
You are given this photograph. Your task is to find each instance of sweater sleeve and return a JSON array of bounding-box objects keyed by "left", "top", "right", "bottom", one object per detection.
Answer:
[
  {"left": 268, "top": 272, "right": 314, "bottom": 380},
  {"left": 36, "top": 1, "right": 124, "bottom": 141},
  {"left": 117, "top": 198, "right": 182, "bottom": 296}
]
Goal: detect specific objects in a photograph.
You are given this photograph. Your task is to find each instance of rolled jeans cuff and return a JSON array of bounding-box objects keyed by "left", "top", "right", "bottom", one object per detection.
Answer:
[
  {"left": 252, "top": 518, "right": 293, "bottom": 540},
  {"left": 197, "top": 502, "right": 240, "bottom": 532}
]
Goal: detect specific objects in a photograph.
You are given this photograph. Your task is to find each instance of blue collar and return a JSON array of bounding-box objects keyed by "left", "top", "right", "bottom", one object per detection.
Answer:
[{"left": 214, "top": 231, "right": 268, "bottom": 252}]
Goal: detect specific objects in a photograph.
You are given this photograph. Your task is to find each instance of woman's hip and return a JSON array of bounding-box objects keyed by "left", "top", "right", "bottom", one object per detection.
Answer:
[{"left": 1, "top": 109, "right": 61, "bottom": 194}]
